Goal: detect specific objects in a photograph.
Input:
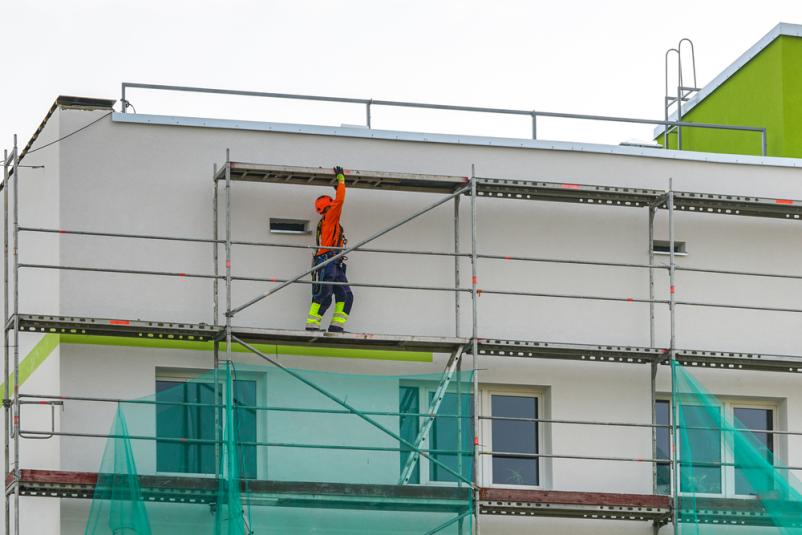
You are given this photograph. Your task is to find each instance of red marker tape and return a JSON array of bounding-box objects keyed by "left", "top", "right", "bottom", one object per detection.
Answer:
[
  {"left": 109, "top": 320, "right": 130, "bottom": 325},
  {"left": 670, "top": 286, "right": 676, "bottom": 294},
  {"left": 775, "top": 199, "right": 793, "bottom": 205},
  {"left": 474, "top": 436, "right": 479, "bottom": 446},
  {"left": 472, "top": 276, "right": 478, "bottom": 285},
  {"left": 561, "top": 183, "right": 580, "bottom": 189},
  {"left": 225, "top": 260, "right": 231, "bottom": 268},
  {"left": 626, "top": 297, "right": 634, "bottom": 303}
]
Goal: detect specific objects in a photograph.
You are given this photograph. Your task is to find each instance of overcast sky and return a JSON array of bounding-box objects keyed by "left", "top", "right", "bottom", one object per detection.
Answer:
[{"left": 2, "top": 0, "right": 802, "bottom": 153}]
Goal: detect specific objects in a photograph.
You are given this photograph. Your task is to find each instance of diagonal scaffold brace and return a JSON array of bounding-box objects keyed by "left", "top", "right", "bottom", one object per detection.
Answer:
[
  {"left": 227, "top": 180, "right": 472, "bottom": 317},
  {"left": 399, "top": 345, "right": 466, "bottom": 484},
  {"left": 230, "top": 335, "right": 473, "bottom": 486}
]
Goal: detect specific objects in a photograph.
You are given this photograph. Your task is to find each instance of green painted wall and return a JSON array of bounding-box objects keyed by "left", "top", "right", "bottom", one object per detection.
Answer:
[{"left": 658, "top": 35, "right": 802, "bottom": 158}]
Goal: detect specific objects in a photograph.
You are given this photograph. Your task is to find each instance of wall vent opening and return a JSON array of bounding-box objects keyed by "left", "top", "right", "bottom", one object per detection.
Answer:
[
  {"left": 269, "top": 218, "right": 310, "bottom": 234},
  {"left": 652, "top": 240, "right": 687, "bottom": 255}
]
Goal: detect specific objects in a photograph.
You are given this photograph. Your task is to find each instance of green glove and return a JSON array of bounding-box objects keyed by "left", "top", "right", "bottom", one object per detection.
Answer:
[{"left": 333, "top": 165, "right": 345, "bottom": 183}]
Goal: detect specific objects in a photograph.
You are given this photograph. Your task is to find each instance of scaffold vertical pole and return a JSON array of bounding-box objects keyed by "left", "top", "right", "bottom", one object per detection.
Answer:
[
  {"left": 455, "top": 189, "right": 464, "bottom": 535},
  {"left": 454, "top": 195, "right": 461, "bottom": 337},
  {"left": 648, "top": 205, "right": 658, "bottom": 496},
  {"left": 648, "top": 206, "right": 656, "bottom": 347},
  {"left": 213, "top": 163, "right": 219, "bottom": 326},
  {"left": 3, "top": 148, "right": 10, "bottom": 535},
  {"left": 668, "top": 179, "right": 679, "bottom": 535},
  {"left": 212, "top": 163, "right": 221, "bottom": 474},
  {"left": 457, "top": 352, "right": 464, "bottom": 535},
  {"left": 12, "top": 135, "right": 20, "bottom": 535},
  {"left": 225, "top": 150, "right": 232, "bottom": 365},
  {"left": 470, "top": 165, "right": 480, "bottom": 535}
]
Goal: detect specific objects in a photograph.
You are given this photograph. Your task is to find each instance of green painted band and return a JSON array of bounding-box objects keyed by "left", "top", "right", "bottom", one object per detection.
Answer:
[
  {"left": 2, "top": 333, "right": 432, "bottom": 391},
  {"left": 0, "top": 333, "right": 60, "bottom": 395},
  {"left": 60, "top": 334, "right": 432, "bottom": 362}
]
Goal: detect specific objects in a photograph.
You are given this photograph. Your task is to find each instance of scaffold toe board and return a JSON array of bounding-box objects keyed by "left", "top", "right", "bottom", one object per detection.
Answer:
[
  {"left": 678, "top": 497, "right": 802, "bottom": 527},
  {"left": 232, "top": 326, "right": 468, "bottom": 353},
  {"left": 474, "top": 339, "right": 663, "bottom": 364},
  {"left": 672, "top": 348, "right": 802, "bottom": 373},
  {"left": 478, "top": 488, "right": 671, "bottom": 522},
  {"left": 473, "top": 338, "right": 802, "bottom": 372},
  {"left": 11, "top": 470, "right": 471, "bottom": 512},
  {"left": 13, "top": 314, "right": 218, "bottom": 341},
  {"left": 216, "top": 162, "right": 802, "bottom": 219},
  {"left": 218, "top": 162, "right": 469, "bottom": 194},
  {"left": 477, "top": 178, "right": 802, "bottom": 219}
]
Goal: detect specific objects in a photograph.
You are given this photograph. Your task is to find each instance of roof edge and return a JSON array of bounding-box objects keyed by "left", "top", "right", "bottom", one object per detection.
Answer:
[{"left": 113, "top": 112, "right": 802, "bottom": 169}]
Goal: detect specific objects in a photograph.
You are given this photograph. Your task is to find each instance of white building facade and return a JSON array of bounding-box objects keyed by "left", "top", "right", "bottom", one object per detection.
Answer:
[{"left": 3, "top": 95, "right": 802, "bottom": 534}]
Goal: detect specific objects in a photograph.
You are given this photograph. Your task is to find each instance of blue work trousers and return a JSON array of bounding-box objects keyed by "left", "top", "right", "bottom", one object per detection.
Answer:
[{"left": 311, "top": 253, "right": 354, "bottom": 316}]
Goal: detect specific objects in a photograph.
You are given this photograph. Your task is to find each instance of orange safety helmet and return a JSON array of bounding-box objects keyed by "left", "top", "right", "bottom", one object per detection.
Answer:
[{"left": 315, "top": 195, "right": 334, "bottom": 214}]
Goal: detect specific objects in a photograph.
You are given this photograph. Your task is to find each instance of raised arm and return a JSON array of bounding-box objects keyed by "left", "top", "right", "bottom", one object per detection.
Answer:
[{"left": 325, "top": 166, "right": 346, "bottom": 225}]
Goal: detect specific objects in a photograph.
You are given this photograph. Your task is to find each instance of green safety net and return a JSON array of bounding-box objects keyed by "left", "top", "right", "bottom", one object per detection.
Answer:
[
  {"left": 672, "top": 361, "right": 802, "bottom": 533},
  {"left": 84, "top": 362, "right": 474, "bottom": 534}
]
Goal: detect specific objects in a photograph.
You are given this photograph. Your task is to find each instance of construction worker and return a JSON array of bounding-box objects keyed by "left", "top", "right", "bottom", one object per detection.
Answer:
[{"left": 305, "top": 165, "right": 354, "bottom": 333}]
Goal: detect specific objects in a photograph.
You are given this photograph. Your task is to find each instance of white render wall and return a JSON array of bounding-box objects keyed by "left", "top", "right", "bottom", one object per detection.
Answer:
[{"left": 6, "top": 104, "right": 802, "bottom": 534}]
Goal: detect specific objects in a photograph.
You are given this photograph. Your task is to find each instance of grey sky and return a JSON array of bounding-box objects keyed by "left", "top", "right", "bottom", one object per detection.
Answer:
[{"left": 3, "top": 0, "right": 802, "bottom": 151}]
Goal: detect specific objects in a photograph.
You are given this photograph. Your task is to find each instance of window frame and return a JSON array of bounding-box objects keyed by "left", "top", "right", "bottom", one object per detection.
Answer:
[
  {"left": 400, "top": 381, "right": 474, "bottom": 487},
  {"left": 658, "top": 396, "right": 779, "bottom": 499},
  {"left": 154, "top": 368, "right": 267, "bottom": 479},
  {"left": 480, "top": 386, "right": 547, "bottom": 490}
]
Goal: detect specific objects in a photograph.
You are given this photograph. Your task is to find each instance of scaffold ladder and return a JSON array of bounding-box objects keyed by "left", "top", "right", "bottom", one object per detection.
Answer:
[{"left": 399, "top": 346, "right": 465, "bottom": 485}]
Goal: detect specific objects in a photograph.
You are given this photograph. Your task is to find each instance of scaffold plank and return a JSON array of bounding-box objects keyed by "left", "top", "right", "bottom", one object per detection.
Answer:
[
  {"left": 14, "top": 314, "right": 217, "bottom": 341},
  {"left": 218, "top": 162, "right": 802, "bottom": 220},
  {"left": 11, "top": 470, "right": 470, "bottom": 512},
  {"left": 232, "top": 326, "right": 467, "bottom": 353},
  {"left": 479, "top": 488, "right": 670, "bottom": 522},
  {"left": 10, "top": 315, "right": 802, "bottom": 372},
  {"left": 473, "top": 338, "right": 802, "bottom": 373},
  {"left": 219, "top": 162, "right": 468, "bottom": 194}
]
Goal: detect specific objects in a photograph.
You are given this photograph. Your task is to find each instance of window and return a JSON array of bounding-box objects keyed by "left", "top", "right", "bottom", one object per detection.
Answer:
[
  {"left": 734, "top": 407, "right": 774, "bottom": 496},
  {"left": 156, "top": 377, "right": 257, "bottom": 478},
  {"left": 399, "top": 385, "right": 473, "bottom": 484},
  {"left": 491, "top": 395, "right": 538, "bottom": 486},
  {"left": 481, "top": 389, "right": 542, "bottom": 488},
  {"left": 269, "top": 218, "right": 310, "bottom": 234},
  {"left": 655, "top": 400, "right": 671, "bottom": 495},
  {"left": 655, "top": 399, "right": 776, "bottom": 497}
]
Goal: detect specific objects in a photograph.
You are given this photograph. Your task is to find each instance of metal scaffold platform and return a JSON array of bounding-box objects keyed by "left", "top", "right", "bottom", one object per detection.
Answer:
[
  {"left": 13, "top": 470, "right": 470, "bottom": 513},
  {"left": 219, "top": 162, "right": 802, "bottom": 219},
  {"left": 5, "top": 134, "right": 802, "bottom": 535}
]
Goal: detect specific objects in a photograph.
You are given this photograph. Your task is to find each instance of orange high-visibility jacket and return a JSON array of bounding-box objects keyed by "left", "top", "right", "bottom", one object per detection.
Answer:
[{"left": 316, "top": 181, "right": 346, "bottom": 256}]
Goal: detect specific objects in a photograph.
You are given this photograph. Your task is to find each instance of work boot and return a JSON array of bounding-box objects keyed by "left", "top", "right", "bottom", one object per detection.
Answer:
[
  {"left": 329, "top": 302, "right": 349, "bottom": 333},
  {"left": 305, "top": 303, "right": 323, "bottom": 331}
]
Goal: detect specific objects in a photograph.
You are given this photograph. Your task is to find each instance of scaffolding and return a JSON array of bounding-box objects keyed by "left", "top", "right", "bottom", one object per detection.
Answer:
[{"left": 3, "top": 111, "right": 802, "bottom": 534}]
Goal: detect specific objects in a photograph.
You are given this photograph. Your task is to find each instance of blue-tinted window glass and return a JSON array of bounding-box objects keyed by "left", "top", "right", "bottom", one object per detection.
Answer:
[
  {"left": 430, "top": 392, "right": 473, "bottom": 482},
  {"left": 491, "top": 395, "right": 538, "bottom": 486},
  {"left": 656, "top": 400, "right": 671, "bottom": 495},
  {"left": 399, "top": 386, "right": 420, "bottom": 484},
  {"left": 734, "top": 407, "right": 773, "bottom": 496},
  {"left": 680, "top": 404, "right": 721, "bottom": 494},
  {"left": 156, "top": 379, "right": 256, "bottom": 478}
]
